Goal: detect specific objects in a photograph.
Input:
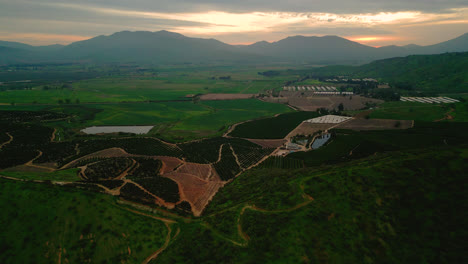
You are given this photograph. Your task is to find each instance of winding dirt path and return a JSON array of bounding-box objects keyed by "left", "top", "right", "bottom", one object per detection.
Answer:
[
  {"left": 434, "top": 107, "right": 455, "bottom": 122},
  {"left": 229, "top": 144, "right": 242, "bottom": 168},
  {"left": 115, "top": 159, "right": 137, "bottom": 180},
  {"left": 50, "top": 128, "right": 57, "bottom": 142},
  {"left": 143, "top": 222, "right": 173, "bottom": 264},
  {"left": 117, "top": 206, "right": 177, "bottom": 264},
  {"left": 0, "top": 132, "right": 13, "bottom": 149},
  {"left": 233, "top": 184, "right": 314, "bottom": 246}
]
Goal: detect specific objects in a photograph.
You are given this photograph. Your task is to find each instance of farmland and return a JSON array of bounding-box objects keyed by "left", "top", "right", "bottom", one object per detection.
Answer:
[
  {"left": 229, "top": 111, "right": 321, "bottom": 139},
  {"left": 368, "top": 101, "right": 453, "bottom": 121},
  {"left": 1, "top": 62, "right": 467, "bottom": 263}
]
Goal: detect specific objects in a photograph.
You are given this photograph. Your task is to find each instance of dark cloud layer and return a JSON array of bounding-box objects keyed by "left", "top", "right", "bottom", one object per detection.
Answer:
[
  {"left": 0, "top": 0, "right": 466, "bottom": 46},
  {"left": 39, "top": 0, "right": 467, "bottom": 13}
]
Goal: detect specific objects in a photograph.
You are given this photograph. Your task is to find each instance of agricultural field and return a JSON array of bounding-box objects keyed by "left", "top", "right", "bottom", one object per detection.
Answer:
[
  {"left": 335, "top": 118, "right": 413, "bottom": 130},
  {"left": 1, "top": 63, "right": 468, "bottom": 263},
  {"left": 259, "top": 156, "right": 304, "bottom": 169},
  {"left": 183, "top": 147, "right": 467, "bottom": 263},
  {"left": 289, "top": 121, "right": 468, "bottom": 167},
  {"left": 0, "top": 66, "right": 298, "bottom": 104},
  {"left": 1, "top": 99, "right": 292, "bottom": 142},
  {"left": 229, "top": 111, "right": 321, "bottom": 139},
  {"left": 369, "top": 101, "right": 450, "bottom": 121}
]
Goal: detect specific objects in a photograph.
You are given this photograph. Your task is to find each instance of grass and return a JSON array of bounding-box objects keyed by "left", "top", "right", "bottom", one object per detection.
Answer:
[
  {"left": 0, "top": 69, "right": 290, "bottom": 104},
  {"left": 0, "top": 169, "right": 81, "bottom": 182},
  {"left": 0, "top": 99, "right": 291, "bottom": 142},
  {"left": 369, "top": 101, "right": 448, "bottom": 121},
  {"left": 171, "top": 147, "right": 467, "bottom": 264},
  {"left": 0, "top": 178, "right": 168, "bottom": 264},
  {"left": 294, "top": 78, "right": 327, "bottom": 85}
]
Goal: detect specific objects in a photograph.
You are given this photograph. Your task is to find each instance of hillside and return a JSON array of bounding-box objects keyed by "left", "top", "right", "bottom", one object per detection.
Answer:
[
  {"left": 307, "top": 52, "right": 468, "bottom": 93},
  {"left": 354, "top": 52, "right": 468, "bottom": 92},
  {"left": 0, "top": 30, "right": 467, "bottom": 65}
]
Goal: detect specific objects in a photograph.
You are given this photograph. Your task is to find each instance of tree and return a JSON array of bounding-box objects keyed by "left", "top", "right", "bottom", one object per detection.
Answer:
[{"left": 338, "top": 103, "right": 344, "bottom": 112}]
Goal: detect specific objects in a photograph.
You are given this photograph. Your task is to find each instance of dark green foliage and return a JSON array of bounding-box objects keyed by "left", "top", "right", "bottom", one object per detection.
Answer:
[
  {"left": 179, "top": 137, "right": 264, "bottom": 164},
  {"left": 84, "top": 158, "right": 133, "bottom": 180},
  {"left": 178, "top": 137, "right": 231, "bottom": 163},
  {"left": 354, "top": 52, "right": 468, "bottom": 93},
  {"left": 0, "top": 132, "right": 9, "bottom": 143},
  {"left": 0, "top": 179, "right": 167, "bottom": 264},
  {"left": 0, "top": 110, "right": 68, "bottom": 122},
  {"left": 190, "top": 148, "right": 468, "bottom": 263},
  {"left": 154, "top": 223, "right": 243, "bottom": 264},
  {"left": 119, "top": 182, "right": 156, "bottom": 205},
  {"left": 230, "top": 144, "right": 274, "bottom": 169},
  {"left": 206, "top": 168, "right": 304, "bottom": 214},
  {"left": 0, "top": 123, "right": 54, "bottom": 168},
  {"left": 133, "top": 177, "right": 180, "bottom": 203},
  {"left": 35, "top": 141, "right": 77, "bottom": 164},
  {"left": 259, "top": 156, "right": 304, "bottom": 169},
  {"left": 289, "top": 122, "right": 468, "bottom": 167},
  {"left": 174, "top": 201, "right": 192, "bottom": 216},
  {"left": 93, "top": 180, "right": 124, "bottom": 190},
  {"left": 229, "top": 111, "right": 320, "bottom": 139},
  {"left": 126, "top": 158, "right": 161, "bottom": 179},
  {"left": 213, "top": 144, "right": 241, "bottom": 181},
  {"left": 0, "top": 123, "right": 53, "bottom": 147},
  {"left": 78, "top": 138, "right": 183, "bottom": 158},
  {"left": 0, "top": 148, "right": 38, "bottom": 169},
  {"left": 59, "top": 138, "right": 183, "bottom": 166}
]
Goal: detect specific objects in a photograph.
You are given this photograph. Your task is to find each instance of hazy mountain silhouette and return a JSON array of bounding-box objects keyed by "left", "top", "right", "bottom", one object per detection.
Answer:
[{"left": 0, "top": 30, "right": 467, "bottom": 65}]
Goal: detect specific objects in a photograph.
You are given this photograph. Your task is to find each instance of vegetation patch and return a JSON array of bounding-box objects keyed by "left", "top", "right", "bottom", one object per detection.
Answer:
[{"left": 229, "top": 111, "right": 321, "bottom": 139}]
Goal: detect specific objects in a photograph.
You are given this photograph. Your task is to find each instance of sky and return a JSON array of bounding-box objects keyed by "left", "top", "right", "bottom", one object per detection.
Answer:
[{"left": 0, "top": 0, "right": 467, "bottom": 47}]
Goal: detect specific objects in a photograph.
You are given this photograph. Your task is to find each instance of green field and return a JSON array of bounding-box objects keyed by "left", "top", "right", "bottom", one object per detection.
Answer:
[
  {"left": 369, "top": 101, "right": 450, "bottom": 121},
  {"left": 0, "top": 67, "right": 298, "bottom": 104},
  {"left": 229, "top": 111, "right": 320, "bottom": 139},
  {"left": 0, "top": 179, "right": 168, "bottom": 264},
  {"left": 0, "top": 99, "right": 292, "bottom": 141}
]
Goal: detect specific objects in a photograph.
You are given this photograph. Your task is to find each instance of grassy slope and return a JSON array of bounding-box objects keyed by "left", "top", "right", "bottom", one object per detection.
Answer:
[
  {"left": 0, "top": 179, "right": 168, "bottom": 264},
  {"left": 353, "top": 52, "right": 468, "bottom": 92},
  {"left": 155, "top": 147, "right": 468, "bottom": 263},
  {"left": 308, "top": 52, "right": 468, "bottom": 93}
]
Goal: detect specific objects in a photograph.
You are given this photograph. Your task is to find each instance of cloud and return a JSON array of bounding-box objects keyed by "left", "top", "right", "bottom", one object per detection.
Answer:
[{"left": 0, "top": 0, "right": 466, "bottom": 46}]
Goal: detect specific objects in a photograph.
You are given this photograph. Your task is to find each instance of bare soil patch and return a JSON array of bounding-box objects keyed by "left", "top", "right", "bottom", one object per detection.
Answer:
[
  {"left": 176, "top": 162, "right": 218, "bottom": 181},
  {"left": 163, "top": 172, "right": 224, "bottom": 216},
  {"left": 199, "top": 93, "right": 256, "bottom": 100},
  {"left": 155, "top": 156, "right": 183, "bottom": 174},
  {"left": 246, "top": 139, "right": 286, "bottom": 148},
  {"left": 335, "top": 118, "right": 413, "bottom": 130}
]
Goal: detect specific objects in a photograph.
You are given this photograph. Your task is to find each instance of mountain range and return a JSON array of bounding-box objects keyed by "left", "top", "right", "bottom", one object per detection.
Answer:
[{"left": 0, "top": 30, "right": 467, "bottom": 65}]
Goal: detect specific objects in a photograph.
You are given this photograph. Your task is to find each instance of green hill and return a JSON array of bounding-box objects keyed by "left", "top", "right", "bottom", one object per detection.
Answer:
[{"left": 354, "top": 52, "right": 468, "bottom": 93}]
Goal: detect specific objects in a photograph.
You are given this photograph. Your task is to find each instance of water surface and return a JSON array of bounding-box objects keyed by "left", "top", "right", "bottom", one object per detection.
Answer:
[
  {"left": 81, "top": 126, "right": 154, "bottom": 135},
  {"left": 311, "top": 133, "right": 331, "bottom": 149}
]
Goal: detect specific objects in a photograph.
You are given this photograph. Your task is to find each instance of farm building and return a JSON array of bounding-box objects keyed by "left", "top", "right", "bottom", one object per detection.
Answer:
[{"left": 304, "top": 115, "right": 352, "bottom": 124}]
